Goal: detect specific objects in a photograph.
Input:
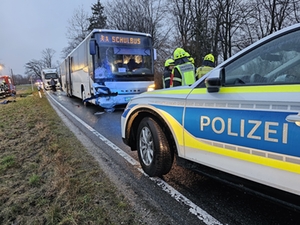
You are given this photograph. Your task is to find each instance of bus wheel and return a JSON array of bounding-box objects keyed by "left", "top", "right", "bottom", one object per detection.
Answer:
[{"left": 137, "top": 117, "right": 173, "bottom": 177}]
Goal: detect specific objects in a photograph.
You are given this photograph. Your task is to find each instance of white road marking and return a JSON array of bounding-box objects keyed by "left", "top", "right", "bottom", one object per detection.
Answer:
[{"left": 47, "top": 93, "right": 223, "bottom": 225}]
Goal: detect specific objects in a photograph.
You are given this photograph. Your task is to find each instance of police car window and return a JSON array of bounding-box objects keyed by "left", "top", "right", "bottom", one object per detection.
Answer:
[{"left": 224, "top": 29, "right": 300, "bottom": 86}]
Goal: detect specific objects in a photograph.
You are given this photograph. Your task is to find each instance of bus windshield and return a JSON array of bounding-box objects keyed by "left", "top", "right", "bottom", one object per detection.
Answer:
[
  {"left": 93, "top": 32, "right": 154, "bottom": 81},
  {"left": 98, "top": 46, "right": 152, "bottom": 74}
]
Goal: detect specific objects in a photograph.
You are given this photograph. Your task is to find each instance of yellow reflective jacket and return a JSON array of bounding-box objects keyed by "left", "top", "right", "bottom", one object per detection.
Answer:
[
  {"left": 196, "top": 66, "right": 214, "bottom": 79},
  {"left": 171, "top": 62, "right": 196, "bottom": 87}
]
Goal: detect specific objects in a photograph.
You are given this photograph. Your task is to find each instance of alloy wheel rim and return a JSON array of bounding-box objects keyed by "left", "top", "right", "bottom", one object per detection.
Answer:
[{"left": 139, "top": 126, "right": 154, "bottom": 166}]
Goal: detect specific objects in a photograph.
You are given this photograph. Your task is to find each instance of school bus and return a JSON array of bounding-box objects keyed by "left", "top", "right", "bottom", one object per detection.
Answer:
[{"left": 60, "top": 29, "right": 156, "bottom": 111}]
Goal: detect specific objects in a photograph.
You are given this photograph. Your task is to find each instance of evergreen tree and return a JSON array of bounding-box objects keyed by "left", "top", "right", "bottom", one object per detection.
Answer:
[{"left": 88, "top": 0, "right": 107, "bottom": 31}]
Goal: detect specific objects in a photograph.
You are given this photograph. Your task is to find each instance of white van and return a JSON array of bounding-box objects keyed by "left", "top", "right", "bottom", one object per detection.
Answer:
[{"left": 41, "top": 68, "right": 61, "bottom": 90}]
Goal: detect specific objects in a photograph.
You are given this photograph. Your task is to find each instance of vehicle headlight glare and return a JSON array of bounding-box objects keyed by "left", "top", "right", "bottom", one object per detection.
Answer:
[{"left": 147, "top": 84, "right": 155, "bottom": 92}]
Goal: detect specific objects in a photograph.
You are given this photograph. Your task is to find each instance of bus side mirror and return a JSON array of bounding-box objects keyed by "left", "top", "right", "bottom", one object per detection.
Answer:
[
  {"left": 89, "top": 39, "right": 96, "bottom": 55},
  {"left": 153, "top": 49, "right": 157, "bottom": 61}
]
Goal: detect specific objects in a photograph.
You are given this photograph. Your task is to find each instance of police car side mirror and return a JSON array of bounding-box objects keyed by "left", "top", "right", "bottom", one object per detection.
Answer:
[
  {"left": 205, "top": 77, "right": 221, "bottom": 92},
  {"left": 205, "top": 68, "right": 223, "bottom": 93}
]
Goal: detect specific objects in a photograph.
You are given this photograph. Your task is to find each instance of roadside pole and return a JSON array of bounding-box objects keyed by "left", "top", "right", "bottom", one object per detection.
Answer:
[
  {"left": 38, "top": 86, "right": 42, "bottom": 98},
  {"left": 30, "top": 76, "right": 33, "bottom": 91}
]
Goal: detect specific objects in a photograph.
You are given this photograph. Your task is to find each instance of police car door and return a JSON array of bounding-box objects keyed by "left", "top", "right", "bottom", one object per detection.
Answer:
[{"left": 184, "top": 27, "right": 300, "bottom": 194}]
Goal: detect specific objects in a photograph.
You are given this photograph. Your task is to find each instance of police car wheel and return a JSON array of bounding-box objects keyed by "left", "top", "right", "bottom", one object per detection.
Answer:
[{"left": 137, "top": 117, "right": 173, "bottom": 177}]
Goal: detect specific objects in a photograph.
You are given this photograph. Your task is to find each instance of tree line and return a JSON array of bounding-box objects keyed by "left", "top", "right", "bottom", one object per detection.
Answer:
[{"left": 24, "top": 0, "right": 300, "bottom": 83}]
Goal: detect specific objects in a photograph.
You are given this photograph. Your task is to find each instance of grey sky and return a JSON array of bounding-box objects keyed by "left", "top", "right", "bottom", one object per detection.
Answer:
[{"left": 0, "top": 0, "right": 98, "bottom": 75}]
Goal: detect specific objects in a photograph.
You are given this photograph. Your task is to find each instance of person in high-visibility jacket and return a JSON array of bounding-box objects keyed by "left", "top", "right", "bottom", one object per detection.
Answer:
[
  {"left": 163, "top": 59, "right": 175, "bottom": 88},
  {"left": 170, "top": 48, "right": 196, "bottom": 87},
  {"left": 185, "top": 51, "right": 195, "bottom": 65},
  {"left": 196, "top": 53, "right": 215, "bottom": 79},
  {"left": 185, "top": 51, "right": 197, "bottom": 74}
]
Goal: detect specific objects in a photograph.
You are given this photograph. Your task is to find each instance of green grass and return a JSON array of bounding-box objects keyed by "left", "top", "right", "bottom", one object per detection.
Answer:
[
  {"left": 0, "top": 155, "right": 15, "bottom": 171},
  {"left": 28, "top": 174, "right": 40, "bottom": 186},
  {"left": 0, "top": 85, "right": 143, "bottom": 225}
]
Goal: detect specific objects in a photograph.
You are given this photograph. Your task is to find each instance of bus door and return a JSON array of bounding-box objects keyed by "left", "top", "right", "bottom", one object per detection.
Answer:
[{"left": 67, "top": 56, "right": 73, "bottom": 96}]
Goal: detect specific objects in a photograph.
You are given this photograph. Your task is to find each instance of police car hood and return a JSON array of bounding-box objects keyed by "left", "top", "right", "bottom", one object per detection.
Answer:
[{"left": 130, "top": 85, "right": 194, "bottom": 102}]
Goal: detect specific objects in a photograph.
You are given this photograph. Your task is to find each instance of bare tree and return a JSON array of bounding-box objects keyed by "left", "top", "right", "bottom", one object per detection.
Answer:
[
  {"left": 258, "top": 0, "right": 300, "bottom": 34},
  {"left": 57, "top": 0, "right": 300, "bottom": 79},
  {"left": 240, "top": 0, "right": 300, "bottom": 49},
  {"left": 291, "top": 0, "right": 300, "bottom": 23},
  {"left": 13, "top": 74, "right": 31, "bottom": 85},
  {"left": 41, "top": 48, "right": 56, "bottom": 68},
  {"left": 168, "top": 0, "right": 222, "bottom": 65},
  {"left": 206, "top": 0, "right": 247, "bottom": 61},
  {"left": 24, "top": 59, "right": 44, "bottom": 79},
  {"left": 166, "top": 0, "right": 300, "bottom": 66},
  {"left": 105, "top": 0, "right": 143, "bottom": 31},
  {"left": 24, "top": 48, "right": 57, "bottom": 79},
  {"left": 61, "top": 5, "right": 90, "bottom": 58},
  {"left": 168, "top": 0, "right": 195, "bottom": 49},
  {"left": 104, "top": 0, "right": 168, "bottom": 46},
  {"left": 232, "top": 1, "right": 257, "bottom": 51},
  {"left": 188, "top": 0, "right": 215, "bottom": 66},
  {"left": 104, "top": 0, "right": 172, "bottom": 88}
]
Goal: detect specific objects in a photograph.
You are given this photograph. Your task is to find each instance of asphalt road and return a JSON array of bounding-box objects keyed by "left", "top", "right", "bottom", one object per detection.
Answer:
[{"left": 46, "top": 90, "right": 300, "bottom": 225}]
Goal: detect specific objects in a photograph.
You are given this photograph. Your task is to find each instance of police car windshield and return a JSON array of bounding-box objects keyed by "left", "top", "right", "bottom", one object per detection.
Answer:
[{"left": 224, "top": 29, "right": 300, "bottom": 85}]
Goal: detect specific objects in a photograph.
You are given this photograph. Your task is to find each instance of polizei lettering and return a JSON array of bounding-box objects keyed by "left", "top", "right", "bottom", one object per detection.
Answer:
[{"left": 200, "top": 116, "right": 288, "bottom": 144}]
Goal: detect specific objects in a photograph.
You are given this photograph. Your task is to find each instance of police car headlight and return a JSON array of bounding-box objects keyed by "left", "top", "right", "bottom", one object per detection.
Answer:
[{"left": 147, "top": 84, "right": 155, "bottom": 92}]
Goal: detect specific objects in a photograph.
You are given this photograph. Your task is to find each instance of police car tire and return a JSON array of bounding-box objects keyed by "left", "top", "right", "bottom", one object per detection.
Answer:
[{"left": 137, "top": 117, "right": 173, "bottom": 177}]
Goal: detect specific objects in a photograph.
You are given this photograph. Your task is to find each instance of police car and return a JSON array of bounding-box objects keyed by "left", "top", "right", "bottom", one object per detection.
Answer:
[{"left": 121, "top": 23, "right": 300, "bottom": 199}]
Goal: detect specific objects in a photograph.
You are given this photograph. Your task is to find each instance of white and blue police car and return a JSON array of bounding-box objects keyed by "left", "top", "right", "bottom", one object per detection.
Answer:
[{"left": 121, "top": 23, "right": 300, "bottom": 202}]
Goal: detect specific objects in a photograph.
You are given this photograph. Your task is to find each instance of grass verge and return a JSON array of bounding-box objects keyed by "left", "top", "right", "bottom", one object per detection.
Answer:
[{"left": 0, "top": 85, "right": 143, "bottom": 225}]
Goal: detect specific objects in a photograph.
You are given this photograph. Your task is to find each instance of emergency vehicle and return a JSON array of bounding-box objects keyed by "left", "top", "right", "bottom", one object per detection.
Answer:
[
  {"left": 0, "top": 75, "right": 16, "bottom": 97},
  {"left": 121, "top": 23, "right": 300, "bottom": 207}
]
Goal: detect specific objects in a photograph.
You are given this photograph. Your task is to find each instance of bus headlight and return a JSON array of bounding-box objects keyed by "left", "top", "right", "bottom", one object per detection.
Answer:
[{"left": 147, "top": 84, "right": 155, "bottom": 92}]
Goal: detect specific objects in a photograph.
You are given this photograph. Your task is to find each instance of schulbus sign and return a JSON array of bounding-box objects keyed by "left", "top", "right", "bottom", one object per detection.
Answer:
[{"left": 95, "top": 33, "right": 151, "bottom": 47}]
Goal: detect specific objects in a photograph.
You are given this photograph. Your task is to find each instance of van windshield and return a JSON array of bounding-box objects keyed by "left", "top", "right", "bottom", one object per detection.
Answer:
[{"left": 45, "top": 73, "right": 59, "bottom": 79}]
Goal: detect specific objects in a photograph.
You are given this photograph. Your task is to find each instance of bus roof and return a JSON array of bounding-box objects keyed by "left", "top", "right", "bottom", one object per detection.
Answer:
[
  {"left": 91, "top": 29, "right": 152, "bottom": 38},
  {"left": 63, "top": 29, "right": 153, "bottom": 60},
  {"left": 42, "top": 68, "right": 57, "bottom": 73}
]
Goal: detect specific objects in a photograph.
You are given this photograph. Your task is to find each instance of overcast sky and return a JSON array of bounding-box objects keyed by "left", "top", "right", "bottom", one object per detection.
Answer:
[{"left": 0, "top": 0, "right": 99, "bottom": 75}]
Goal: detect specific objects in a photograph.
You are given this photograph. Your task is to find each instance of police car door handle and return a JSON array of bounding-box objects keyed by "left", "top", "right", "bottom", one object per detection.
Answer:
[{"left": 285, "top": 114, "right": 300, "bottom": 123}]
